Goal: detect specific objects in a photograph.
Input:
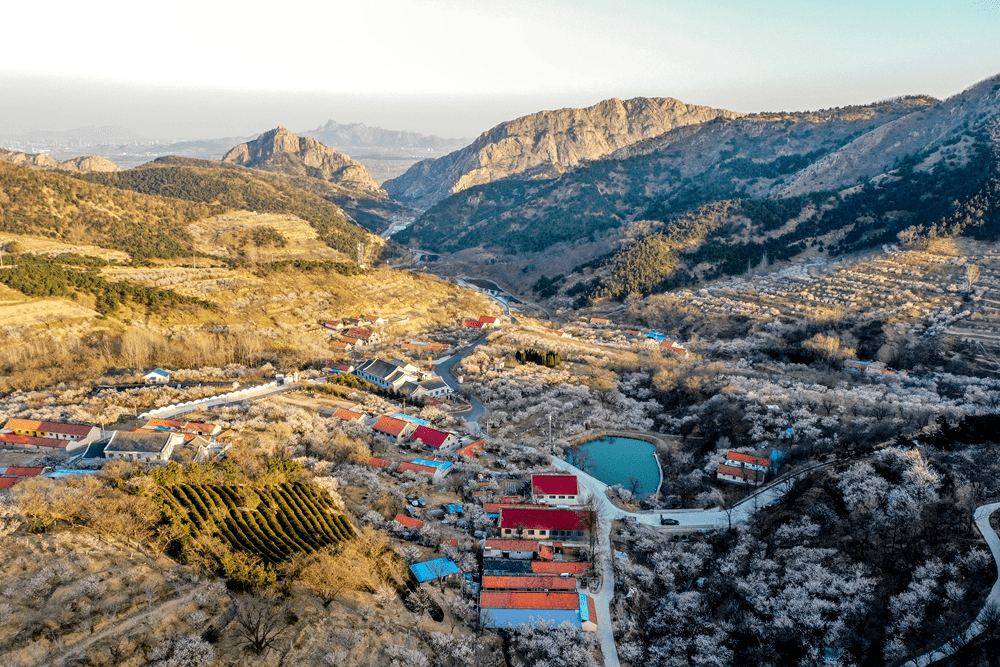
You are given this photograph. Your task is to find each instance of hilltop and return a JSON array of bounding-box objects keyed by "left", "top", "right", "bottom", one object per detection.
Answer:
[
  {"left": 223, "top": 127, "right": 384, "bottom": 197},
  {"left": 384, "top": 97, "right": 741, "bottom": 209}
]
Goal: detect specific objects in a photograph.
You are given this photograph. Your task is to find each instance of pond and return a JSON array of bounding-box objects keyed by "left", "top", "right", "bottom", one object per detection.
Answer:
[{"left": 568, "top": 436, "right": 661, "bottom": 497}]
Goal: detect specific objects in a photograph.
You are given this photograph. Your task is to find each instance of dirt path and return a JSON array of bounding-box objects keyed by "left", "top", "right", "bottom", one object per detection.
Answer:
[{"left": 51, "top": 586, "right": 201, "bottom": 664}]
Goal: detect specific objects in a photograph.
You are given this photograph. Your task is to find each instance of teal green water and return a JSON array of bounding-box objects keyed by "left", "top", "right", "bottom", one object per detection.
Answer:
[{"left": 569, "top": 436, "right": 660, "bottom": 497}]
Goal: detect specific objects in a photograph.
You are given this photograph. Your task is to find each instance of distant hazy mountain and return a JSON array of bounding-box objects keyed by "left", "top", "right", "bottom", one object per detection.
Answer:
[
  {"left": 0, "top": 125, "right": 146, "bottom": 144},
  {"left": 222, "top": 127, "right": 384, "bottom": 197},
  {"left": 384, "top": 97, "right": 742, "bottom": 209},
  {"left": 0, "top": 148, "right": 119, "bottom": 173},
  {"left": 301, "top": 120, "right": 469, "bottom": 152}
]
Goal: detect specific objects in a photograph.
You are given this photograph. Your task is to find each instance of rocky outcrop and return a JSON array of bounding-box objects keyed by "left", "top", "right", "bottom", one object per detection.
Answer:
[
  {"left": 222, "top": 127, "right": 384, "bottom": 197},
  {"left": 384, "top": 97, "right": 743, "bottom": 208},
  {"left": 0, "top": 148, "right": 119, "bottom": 172}
]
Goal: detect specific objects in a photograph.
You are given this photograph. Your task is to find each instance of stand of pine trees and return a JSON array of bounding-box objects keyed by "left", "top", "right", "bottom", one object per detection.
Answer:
[{"left": 515, "top": 348, "right": 561, "bottom": 367}]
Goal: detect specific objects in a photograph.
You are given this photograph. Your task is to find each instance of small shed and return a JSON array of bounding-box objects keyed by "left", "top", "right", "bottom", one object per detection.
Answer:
[{"left": 409, "top": 557, "right": 461, "bottom": 583}]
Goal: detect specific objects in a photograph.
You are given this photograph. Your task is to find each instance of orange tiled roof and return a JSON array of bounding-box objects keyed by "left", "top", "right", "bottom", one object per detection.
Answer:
[
  {"left": 482, "top": 575, "right": 577, "bottom": 590},
  {"left": 333, "top": 408, "right": 364, "bottom": 421},
  {"left": 373, "top": 415, "right": 411, "bottom": 437},
  {"left": 479, "top": 591, "right": 580, "bottom": 610},
  {"left": 531, "top": 562, "right": 593, "bottom": 575},
  {"left": 394, "top": 514, "right": 424, "bottom": 529}
]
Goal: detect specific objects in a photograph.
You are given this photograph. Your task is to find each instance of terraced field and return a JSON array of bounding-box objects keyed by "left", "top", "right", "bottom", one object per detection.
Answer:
[{"left": 159, "top": 482, "right": 355, "bottom": 562}]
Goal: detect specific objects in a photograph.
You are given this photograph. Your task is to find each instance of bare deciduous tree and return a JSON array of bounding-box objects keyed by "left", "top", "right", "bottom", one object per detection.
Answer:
[{"left": 232, "top": 595, "right": 287, "bottom": 656}]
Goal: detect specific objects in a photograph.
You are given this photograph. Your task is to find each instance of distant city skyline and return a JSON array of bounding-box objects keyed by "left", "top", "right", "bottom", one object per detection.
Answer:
[{"left": 2, "top": 0, "right": 999, "bottom": 140}]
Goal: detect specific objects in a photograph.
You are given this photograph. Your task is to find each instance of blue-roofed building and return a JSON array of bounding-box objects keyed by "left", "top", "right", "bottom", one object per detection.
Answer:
[
  {"left": 645, "top": 331, "right": 669, "bottom": 341},
  {"left": 410, "top": 458, "right": 453, "bottom": 471},
  {"left": 410, "top": 558, "right": 461, "bottom": 583},
  {"left": 446, "top": 503, "right": 464, "bottom": 514},
  {"left": 392, "top": 413, "right": 431, "bottom": 426}
]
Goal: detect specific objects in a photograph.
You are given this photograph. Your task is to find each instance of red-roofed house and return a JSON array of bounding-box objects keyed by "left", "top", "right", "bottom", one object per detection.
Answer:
[
  {"left": 463, "top": 319, "right": 484, "bottom": 329},
  {"left": 482, "top": 575, "right": 577, "bottom": 591},
  {"left": 531, "top": 562, "right": 593, "bottom": 575},
  {"left": 0, "top": 478, "right": 17, "bottom": 490},
  {"left": 372, "top": 416, "right": 416, "bottom": 443},
  {"left": 394, "top": 514, "right": 424, "bottom": 530},
  {"left": 346, "top": 328, "right": 379, "bottom": 343},
  {"left": 398, "top": 461, "right": 438, "bottom": 476},
  {"left": 589, "top": 317, "right": 610, "bottom": 326},
  {"left": 3, "top": 419, "right": 100, "bottom": 448},
  {"left": 716, "top": 464, "right": 766, "bottom": 486},
  {"left": 3, "top": 467, "right": 43, "bottom": 478},
  {"left": 143, "top": 419, "right": 221, "bottom": 437},
  {"left": 322, "top": 320, "right": 345, "bottom": 331},
  {"left": 457, "top": 439, "right": 486, "bottom": 458},
  {"left": 362, "top": 315, "right": 387, "bottom": 325},
  {"left": 330, "top": 340, "right": 352, "bottom": 351},
  {"left": 410, "top": 425, "right": 458, "bottom": 451},
  {"left": 478, "top": 315, "right": 499, "bottom": 327},
  {"left": 480, "top": 591, "right": 580, "bottom": 610},
  {"left": 725, "top": 451, "right": 772, "bottom": 472},
  {"left": 367, "top": 457, "right": 393, "bottom": 469},
  {"left": 323, "top": 361, "right": 355, "bottom": 374},
  {"left": 483, "top": 539, "right": 539, "bottom": 559},
  {"left": 499, "top": 508, "right": 588, "bottom": 541},
  {"left": 333, "top": 408, "right": 365, "bottom": 422},
  {"left": 0, "top": 433, "right": 83, "bottom": 452},
  {"left": 531, "top": 474, "right": 580, "bottom": 505}
]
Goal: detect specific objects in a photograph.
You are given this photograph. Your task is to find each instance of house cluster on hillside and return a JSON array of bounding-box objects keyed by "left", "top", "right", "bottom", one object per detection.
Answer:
[
  {"left": 106, "top": 418, "right": 234, "bottom": 463},
  {"left": 477, "top": 473, "right": 597, "bottom": 631},
  {"left": 324, "top": 315, "right": 387, "bottom": 351},
  {"left": 326, "top": 357, "right": 454, "bottom": 401},
  {"left": 715, "top": 450, "right": 781, "bottom": 486},
  {"left": 0, "top": 418, "right": 102, "bottom": 454}
]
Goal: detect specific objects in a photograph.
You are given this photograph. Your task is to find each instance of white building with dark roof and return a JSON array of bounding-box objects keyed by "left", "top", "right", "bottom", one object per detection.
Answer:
[{"left": 104, "top": 431, "right": 184, "bottom": 462}]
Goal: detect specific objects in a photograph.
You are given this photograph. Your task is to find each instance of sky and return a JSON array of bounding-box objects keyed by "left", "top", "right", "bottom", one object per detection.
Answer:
[{"left": 1, "top": 0, "right": 999, "bottom": 139}]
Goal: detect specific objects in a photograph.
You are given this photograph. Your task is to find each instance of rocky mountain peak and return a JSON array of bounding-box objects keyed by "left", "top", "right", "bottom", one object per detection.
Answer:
[
  {"left": 222, "top": 127, "right": 384, "bottom": 196},
  {"left": 384, "top": 96, "right": 743, "bottom": 209}
]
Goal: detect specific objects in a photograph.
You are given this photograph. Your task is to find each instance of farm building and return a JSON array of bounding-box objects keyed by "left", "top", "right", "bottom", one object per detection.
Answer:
[
  {"left": 144, "top": 368, "right": 171, "bottom": 384},
  {"left": 104, "top": 431, "right": 184, "bottom": 462},
  {"left": 531, "top": 474, "right": 580, "bottom": 505},
  {"left": 410, "top": 425, "right": 458, "bottom": 451},
  {"left": 499, "top": 507, "right": 588, "bottom": 541},
  {"left": 2, "top": 419, "right": 101, "bottom": 449},
  {"left": 479, "top": 591, "right": 597, "bottom": 632}
]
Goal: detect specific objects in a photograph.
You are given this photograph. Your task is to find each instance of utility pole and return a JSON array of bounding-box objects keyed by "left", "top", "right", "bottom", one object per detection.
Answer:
[{"left": 548, "top": 414, "right": 552, "bottom": 444}]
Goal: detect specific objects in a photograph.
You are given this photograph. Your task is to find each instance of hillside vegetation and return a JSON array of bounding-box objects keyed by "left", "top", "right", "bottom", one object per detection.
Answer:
[
  {"left": 0, "top": 161, "right": 208, "bottom": 259},
  {"left": 80, "top": 160, "right": 377, "bottom": 256}
]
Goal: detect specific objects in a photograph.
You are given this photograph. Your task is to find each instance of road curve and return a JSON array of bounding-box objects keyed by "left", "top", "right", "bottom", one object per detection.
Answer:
[{"left": 904, "top": 502, "right": 1000, "bottom": 667}]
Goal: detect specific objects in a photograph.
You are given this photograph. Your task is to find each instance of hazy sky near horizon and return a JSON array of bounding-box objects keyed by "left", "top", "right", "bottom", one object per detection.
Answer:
[{"left": 2, "top": 0, "right": 999, "bottom": 139}]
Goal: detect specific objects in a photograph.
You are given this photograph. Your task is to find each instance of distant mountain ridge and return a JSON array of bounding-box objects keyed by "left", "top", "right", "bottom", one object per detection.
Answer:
[
  {"left": 0, "top": 148, "right": 119, "bottom": 173},
  {"left": 384, "top": 96, "right": 743, "bottom": 209},
  {"left": 301, "top": 120, "right": 469, "bottom": 152},
  {"left": 394, "top": 75, "right": 1000, "bottom": 302},
  {"left": 222, "top": 127, "right": 385, "bottom": 197},
  {"left": 0, "top": 125, "right": 146, "bottom": 144}
]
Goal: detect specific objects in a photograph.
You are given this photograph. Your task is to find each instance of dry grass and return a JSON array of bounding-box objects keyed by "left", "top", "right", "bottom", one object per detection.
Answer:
[
  {"left": 186, "top": 211, "right": 352, "bottom": 262},
  {"left": 0, "top": 232, "right": 131, "bottom": 263}
]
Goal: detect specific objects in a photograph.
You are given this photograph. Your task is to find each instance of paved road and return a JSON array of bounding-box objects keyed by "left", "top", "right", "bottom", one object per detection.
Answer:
[
  {"left": 549, "top": 455, "right": 838, "bottom": 666},
  {"left": 904, "top": 502, "right": 1000, "bottom": 667},
  {"left": 432, "top": 337, "right": 489, "bottom": 433}
]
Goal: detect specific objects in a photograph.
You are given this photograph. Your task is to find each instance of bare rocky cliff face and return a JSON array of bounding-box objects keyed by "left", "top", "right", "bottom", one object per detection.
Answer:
[
  {"left": 384, "top": 97, "right": 743, "bottom": 209},
  {"left": 0, "top": 149, "right": 119, "bottom": 172},
  {"left": 222, "top": 127, "right": 385, "bottom": 197}
]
